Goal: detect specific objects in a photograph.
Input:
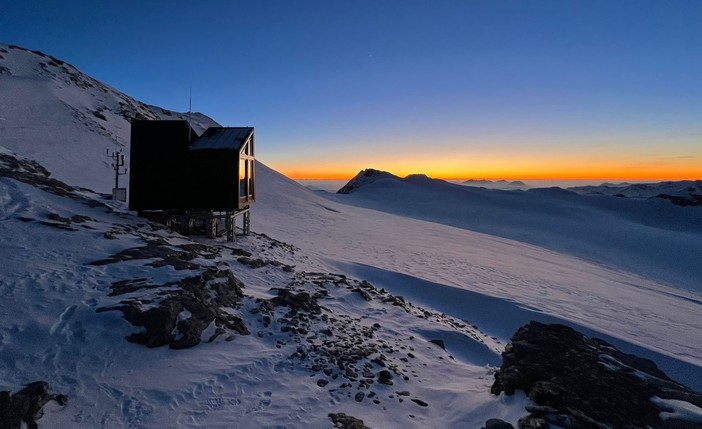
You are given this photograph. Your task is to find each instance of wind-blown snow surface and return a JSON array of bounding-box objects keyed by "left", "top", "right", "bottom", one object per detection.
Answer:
[
  {"left": 253, "top": 164, "right": 702, "bottom": 387},
  {"left": 327, "top": 172, "right": 702, "bottom": 291},
  {"left": 0, "top": 154, "right": 532, "bottom": 428}
]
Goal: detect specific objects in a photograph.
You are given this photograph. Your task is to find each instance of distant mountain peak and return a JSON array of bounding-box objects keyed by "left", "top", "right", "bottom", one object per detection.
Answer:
[
  {"left": 337, "top": 169, "right": 399, "bottom": 194},
  {"left": 461, "top": 179, "right": 529, "bottom": 190}
]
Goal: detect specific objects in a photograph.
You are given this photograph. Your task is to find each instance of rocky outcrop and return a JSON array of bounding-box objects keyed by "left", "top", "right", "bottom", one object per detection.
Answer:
[
  {"left": 0, "top": 381, "right": 67, "bottom": 429},
  {"left": 98, "top": 268, "right": 249, "bottom": 349},
  {"left": 328, "top": 412, "right": 371, "bottom": 429},
  {"left": 491, "top": 321, "right": 702, "bottom": 429}
]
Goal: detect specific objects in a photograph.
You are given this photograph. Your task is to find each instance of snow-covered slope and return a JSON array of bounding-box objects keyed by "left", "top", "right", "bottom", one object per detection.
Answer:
[
  {"left": 329, "top": 170, "right": 702, "bottom": 291},
  {"left": 1, "top": 42, "right": 702, "bottom": 427},
  {"left": 2, "top": 149, "right": 701, "bottom": 428},
  {"left": 0, "top": 43, "right": 217, "bottom": 193},
  {"left": 1, "top": 150, "right": 535, "bottom": 428},
  {"left": 253, "top": 163, "right": 702, "bottom": 383}
]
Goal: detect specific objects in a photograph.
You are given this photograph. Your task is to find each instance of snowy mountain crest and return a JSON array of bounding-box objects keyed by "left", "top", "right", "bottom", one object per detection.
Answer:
[
  {"left": 337, "top": 168, "right": 400, "bottom": 194},
  {"left": 461, "top": 179, "right": 529, "bottom": 190},
  {"left": 0, "top": 42, "right": 218, "bottom": 192},
  {"left": 568, "top": 180, "right": 702, "bottom": 206}
]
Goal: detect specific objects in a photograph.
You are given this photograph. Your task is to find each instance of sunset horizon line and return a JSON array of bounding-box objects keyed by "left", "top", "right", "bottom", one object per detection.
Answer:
[{"left": 282, "top": 171, "right": 702, "bottom": 183}]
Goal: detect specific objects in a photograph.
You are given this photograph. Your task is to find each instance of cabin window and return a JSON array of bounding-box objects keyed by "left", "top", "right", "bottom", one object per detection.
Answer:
[
  {"left": 239, "top": 159, "right": 246, "bottom": 197},
  {"left": 248, "top": 160, "right": 254, "bottom": 198}
]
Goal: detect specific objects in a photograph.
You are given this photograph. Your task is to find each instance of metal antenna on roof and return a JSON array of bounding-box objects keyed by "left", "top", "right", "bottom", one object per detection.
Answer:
[{"left": 188, "top": 86, "right": 193, "bottom": 142}]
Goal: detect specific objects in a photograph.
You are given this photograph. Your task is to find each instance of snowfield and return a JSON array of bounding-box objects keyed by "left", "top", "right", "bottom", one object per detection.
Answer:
[
  {"left": 0, "top": 158, "right": 531, "bottom": 428},
  {"left": 252, "top": 164, "right": 702, "bottom": 386},
  {"left": 1, "top": 41, "right": 701, "bottom": 428}
]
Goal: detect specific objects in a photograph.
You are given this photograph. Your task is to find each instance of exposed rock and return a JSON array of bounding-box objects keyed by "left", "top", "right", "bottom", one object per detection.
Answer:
[
  {"left": 329, "top": 412, "right": 371, "bottom": 429},
  {"left": 656, "top": 193, "right": 702, "bottom": 207},
  {"left": 90, "top": 239, "right": 215, "bottom": 270},
  {"left": 269, "top": 289, "right": 322, "bottom": 315},
  {"left": 0, "top": 381, "right": 67, "bottom": 429},
  {"left": 377, "top": 370, "right": 393, "bottom": 385},
  {"left": 410, "top": 398, "right": 428, "bottom": 407},
  {"left": 0, "top": 153, "right": 110, "bottom": 211},
  {"left": 230, "top": 248, "right": 252, "bottom": 257},
  {"left": 237, "top": 256, "right": 268, "bottom": 269},
  {"left": 483, "top": 419, "right": 516, "bottom": 429},
  {"left": 98, "top": 268, "right": 249, "bottom": 348},
  {"left": 429, "top": 339, "right": 446, "bottom": 350},
  {"left": 491, "top": 321, "right": 702, "bottom": 429}
]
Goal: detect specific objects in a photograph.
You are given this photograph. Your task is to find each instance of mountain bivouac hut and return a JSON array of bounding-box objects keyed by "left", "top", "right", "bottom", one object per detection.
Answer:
[{"left": 128, "top": 120, "right": 255, "bottom": 241}]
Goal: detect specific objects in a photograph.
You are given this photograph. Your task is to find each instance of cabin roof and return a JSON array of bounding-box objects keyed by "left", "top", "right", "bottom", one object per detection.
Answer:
[{"left": 189, "top": 127, "right": 253, "bottom": 151}]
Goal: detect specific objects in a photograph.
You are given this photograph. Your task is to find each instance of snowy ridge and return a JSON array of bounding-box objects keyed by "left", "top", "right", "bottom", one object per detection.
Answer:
[
  {"left": 461, "top": 179, "right": 529, "bottom": 190},
  {"left": 569, "top": 180, "right": 702, "bottom": 206},
  {"left": 0, "top": 42, "right": 217, "bottom": 193},
  {"left": 337, "top": 169, "right": 400, "bottom": 194}
]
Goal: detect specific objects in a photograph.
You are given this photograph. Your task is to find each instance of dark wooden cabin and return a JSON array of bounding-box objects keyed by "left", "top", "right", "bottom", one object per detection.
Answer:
[
  {"left": 129, "top": 120, "right": 195, "bottom": 211},
  {"left": 128, "top": 120, "right": 255, "bottom": 213},
  {"left": 188, "top": 127, "right": 255, "bottom": 210}
]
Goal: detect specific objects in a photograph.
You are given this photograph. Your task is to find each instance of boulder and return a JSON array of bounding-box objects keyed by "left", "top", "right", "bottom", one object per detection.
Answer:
[
  {"left": 491, "top": 321, "right": 702, "bottom": 429},
  {"left": 0, "top": 381, "right": 67, "bottom": 429}
]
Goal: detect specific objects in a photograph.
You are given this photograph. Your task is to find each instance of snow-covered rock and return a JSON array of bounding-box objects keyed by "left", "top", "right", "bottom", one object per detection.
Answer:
[{"left": 491, "top": 321, "right": 702, "bottom": 429}]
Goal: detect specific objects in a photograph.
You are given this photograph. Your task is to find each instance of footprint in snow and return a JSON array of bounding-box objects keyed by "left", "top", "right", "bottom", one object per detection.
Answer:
[{"left": 50, "top": 304, "right": 77, "bottom": 335}]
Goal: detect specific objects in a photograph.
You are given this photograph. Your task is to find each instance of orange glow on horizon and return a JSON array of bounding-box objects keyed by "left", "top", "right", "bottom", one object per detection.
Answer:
[
  {"left": 276, "top": 164, "right": 702, "bottom": 182},
  {"left": 265, "top": 132, "right": 702, "bottom": 183}
]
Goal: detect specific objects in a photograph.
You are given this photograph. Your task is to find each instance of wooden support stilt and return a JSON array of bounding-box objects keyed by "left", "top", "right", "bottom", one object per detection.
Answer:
[
  {"left": 243, "top": 210, "right": 251, "bottom": 235},
  {"left": 226, "top": 214, "right": 234, "bottom": 242},
  {"left": 140, "top": 208, "right": 249, "bottom": 243}
]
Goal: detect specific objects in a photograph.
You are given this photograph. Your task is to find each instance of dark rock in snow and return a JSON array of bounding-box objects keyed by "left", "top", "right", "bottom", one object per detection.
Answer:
[
  {"left": 491, "top": 321, "right": 702, "bottom": 429},
  {"left": 0, "top": 381, "right": 67, "bottom": 429},
  {"left": 98, "top": 268, "right": 249, "bottom": 348},
  {"left": 230, "top": 248, "right": 252, "bottom": 257},
  {"left": 237, "top": 256, "right": 268, "bottom": 269},
  {"left": 378, "top": 370, "right": 393, "bottom": 385},
  {"left": 482, "top": 419, "right": 516, "bottom": 429},
  {"left": 269, "top": 289, "right": 322, "bottom": 315},
  {"left": 328, "top": 412, "right": 371, "bottom": 429},
  {"left": 429, "top": 338, "right": 446, "bottom": 350},
  {"left": 0, "top": 154, "right": 76, "bottom": 199},
  {"left": 410, "top": 398, "right": 428, "bottom": 407}
]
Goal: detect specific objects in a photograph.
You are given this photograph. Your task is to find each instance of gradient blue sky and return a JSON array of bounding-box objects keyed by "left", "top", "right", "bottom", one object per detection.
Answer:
[{"left": 2, "top": 1, "right": 701, "bottom": 179}]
